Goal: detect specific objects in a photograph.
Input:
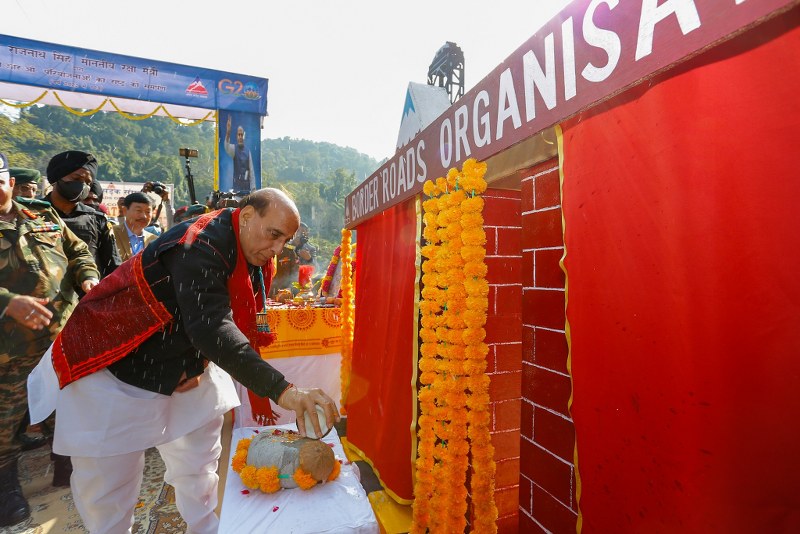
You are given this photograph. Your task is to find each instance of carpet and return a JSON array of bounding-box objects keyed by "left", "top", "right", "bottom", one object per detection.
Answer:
[{"left": 2, "top": 444, "right": 185, "bottom": 534}]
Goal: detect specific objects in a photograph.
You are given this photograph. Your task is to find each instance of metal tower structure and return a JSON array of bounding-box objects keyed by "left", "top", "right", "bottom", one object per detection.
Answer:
[{"left": 427, "top": 41, "right": 464, "bottom": 104}]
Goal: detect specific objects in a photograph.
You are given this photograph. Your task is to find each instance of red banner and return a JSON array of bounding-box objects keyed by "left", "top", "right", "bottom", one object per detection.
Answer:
[
  {"left": 562, "top": 12, "right": 800, "bottom": 532},
  {"left": 345, "top": 0, "right": 797, "bottom": 228},
  {"left": 346, "top": 199, "right": 419, "bottom": 503}
]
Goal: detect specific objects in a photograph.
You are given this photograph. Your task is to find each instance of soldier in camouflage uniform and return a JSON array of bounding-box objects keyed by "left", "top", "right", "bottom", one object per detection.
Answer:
[{"left": 0, "top": 153, "right": 100, "bottom": 527}]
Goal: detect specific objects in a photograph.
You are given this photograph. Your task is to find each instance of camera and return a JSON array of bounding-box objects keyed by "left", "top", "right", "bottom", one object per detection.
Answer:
[
  {"left": 208, "top": 190, "right": 245, "bottom": 209},
  {"left": 151, "top": 181, "right": 167, "bottom": 196}
]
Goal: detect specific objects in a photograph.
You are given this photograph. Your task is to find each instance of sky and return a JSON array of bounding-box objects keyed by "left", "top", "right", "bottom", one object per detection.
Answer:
[{"left": 4, "top": 0, "right": 573, "bottom": 162}]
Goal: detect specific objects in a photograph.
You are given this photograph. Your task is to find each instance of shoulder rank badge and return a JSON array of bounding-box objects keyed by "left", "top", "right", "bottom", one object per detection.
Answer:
[{"left": 20, "top": 208, "right": 38, "bottom": 220}]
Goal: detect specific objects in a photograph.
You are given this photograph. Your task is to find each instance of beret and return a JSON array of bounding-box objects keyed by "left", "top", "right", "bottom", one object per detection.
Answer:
[
  {"left": 9, "top": 167, "right": 41, "bottom": 185},
  {"left": 46, "top": 151, "right": 98, "bottom": 184}
]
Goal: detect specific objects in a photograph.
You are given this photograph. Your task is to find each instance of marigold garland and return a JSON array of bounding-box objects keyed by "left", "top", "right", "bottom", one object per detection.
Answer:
[
  {"left": 339, "top": 229, "right": 355, "bottom": 415},
  {"left": 412, "top": 158, "right": 498, "bottom": 533}
]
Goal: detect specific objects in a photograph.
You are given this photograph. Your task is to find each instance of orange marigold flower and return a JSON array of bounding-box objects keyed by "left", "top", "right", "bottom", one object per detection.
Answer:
[
  {"left": 293, "top": 468, "right": 318, "bottom": 490},
  {"left": 419, "top": 357, "right": 437, "bottom": 372},
  {"left": 466, "top": 296, "right": 488, "bottom": 312},
  {"left": 256, "top": 466, "right": 281, "bottom": 493},
  {"left": 419, "top": 328, "right": 437, "bottom": 343},
  {"left": 420, "top": 371, "right": 437, "bottom": 385},
  {"left": 463, "top": 327, "right": 486, "bottom": 345},
  {"left": 420, "top": 344, "right": 438, "bottom": 358},
  {"left": 464, "top": 278, "right": 489, "bottom": 297},
  {"left": 465, "top": 345, "right": 488, "bottom": 362},
  {"left": 446, "top": 168, "right": 460, "bottom": 187},
  {"left": 422, "top": 226, "right": 440, "bottom": 244},
  {"left": 460, "top": 245, "right": 486, "bottom": 264},
  {"left": 463, "top": 309, "right": 485, "bottom": 329},
  {"left": 327, "top": 459, "right": 341, "bottom": 481},
  {"left": 447, "top": 328, "right": 466, "bottom": 345},
  {"left": 462, "top": 228, "right": 486, "bottom": 247},
  {"left": 420, "top": 244, "right": 438, "bottom": 259},
  {"left": 423, "top": 180, "right": 437, "bottom": 197},
  {"left": 447, "top": 268, "right": 466, "bottom": 285},
  {"left": 448, "top": 345, "right": 466, "bottom": 360},
  {"left": 240, "top": 465, "right": 259, "bottom": 489},
  {"left": 423, "top": 212, "right": 438, "bottom": 227},
  {"left": 435, "top": 177, "right": 448, "bottom": 193},
  {"left": 461, "top": 211, "right": 484, "bottom": 228},
  {"left": 231, "top": 450, "right": 248, "bottom": 473},
  {"left": 447, "top": 189, "right": 466, "bottom": 206},
  {"left": 418, "top": 387, "right": 435, "bottom": 403},
  {"left": 463, "top": 262, "right": 488, "bottom": 278},
  {"left": 463, "top": 359, "right": 487, "bottom": 376},
  {"left": 422, "top": 197, "right": 440, "bottom": 213},
  {"left": 445, "top": 314, "right": 466, "bottom": 330},
  {"left": 444, "top": 206, "right": 462, "bottom": 223},
  {"left": 461, "top": 196, "right": 484, "bottom": 213},
  {"left": 445, "top": 222, "right": 463, "bottom": 240},
  {"left": 236, "top": 438, "right": 252, "bottom": 452},
  {"left": 421, "top": 272, "right": 438, "bottom": 287}
]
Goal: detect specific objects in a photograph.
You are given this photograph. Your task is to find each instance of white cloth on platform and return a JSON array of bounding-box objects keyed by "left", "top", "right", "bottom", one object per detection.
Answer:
[
  {"left": 27, "top": 345, "right": 240, "bottom": 457},
  {"left": 219, "top": 424, "right": 378, "bottom": 534},
  {"left": 72, "top": 416, "right": 224, "bottom": 534}
]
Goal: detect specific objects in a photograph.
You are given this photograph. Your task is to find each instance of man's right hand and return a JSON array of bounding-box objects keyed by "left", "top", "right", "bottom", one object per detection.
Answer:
[
  {"left": 277, "top": 385, "right": 340, "bottom": 438},
  {"left": 5, "top": 295, "right": 52, "bottom": 330}
]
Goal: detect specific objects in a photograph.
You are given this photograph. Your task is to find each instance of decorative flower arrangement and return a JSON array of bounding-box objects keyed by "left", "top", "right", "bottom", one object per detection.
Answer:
[
  {"left": 231, "top": 430, "right": 342, "bottom": 494},
  {"left": 339, "top": 229, "right": 355, "bottom": 415},
  {"left": 320, "top": 246, "right": 342, "bottom": 297},
  {"left": 412, "top": 158, "right": 498, "bottom": 533}
]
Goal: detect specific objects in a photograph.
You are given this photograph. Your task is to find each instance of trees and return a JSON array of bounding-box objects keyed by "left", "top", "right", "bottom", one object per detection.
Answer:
[{"left": 1, "top": 104, "right": 380, "bottom": 268}]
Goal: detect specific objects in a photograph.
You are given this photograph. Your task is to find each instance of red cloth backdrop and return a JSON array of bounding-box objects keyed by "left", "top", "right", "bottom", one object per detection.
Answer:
[
  {"left": 346, "top": 199, "right": 418, "bottom": 503},
  {"left": 562, "top": 12, "right": 800, "bottom": 533}
]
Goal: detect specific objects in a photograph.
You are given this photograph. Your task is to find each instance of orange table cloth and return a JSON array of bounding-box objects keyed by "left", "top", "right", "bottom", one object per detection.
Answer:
[{"left": 258, "top": 306, "right": 342, "bottom": 358}]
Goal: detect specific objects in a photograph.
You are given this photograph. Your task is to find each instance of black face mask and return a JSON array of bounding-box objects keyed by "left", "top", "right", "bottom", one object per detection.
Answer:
[{"left": 55, "top": 180, "right": 89, "bottom": 203}]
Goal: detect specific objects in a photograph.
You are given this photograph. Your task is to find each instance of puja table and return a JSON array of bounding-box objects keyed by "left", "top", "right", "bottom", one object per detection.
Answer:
[
  {"left": 233, "top": 304, "right": 343, "bottom": 427},
  {"left": 218, "top": 424, "right": 379, "bottom": 533}
]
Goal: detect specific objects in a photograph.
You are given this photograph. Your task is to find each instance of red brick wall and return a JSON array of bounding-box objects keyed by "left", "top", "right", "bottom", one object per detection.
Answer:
[
  {"left": 482, "top": 189, "right": 523, "bottom": 533},
  {"left": 519, "top": 160, "right": 579, "bottom": 533}
]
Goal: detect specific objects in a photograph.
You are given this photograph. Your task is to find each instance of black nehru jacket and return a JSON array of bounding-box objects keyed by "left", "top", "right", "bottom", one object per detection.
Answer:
[
  {"left": 106, "top": 208, "right": 290, "bottom": 400},
  {"left": 44, "top": 193, "right": 122, "bottom": 278}
]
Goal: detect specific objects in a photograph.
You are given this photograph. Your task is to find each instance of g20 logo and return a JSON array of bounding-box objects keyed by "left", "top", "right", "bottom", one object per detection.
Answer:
[
  {"left": 218, "top": 79, "right": 244, "bottom": 95},
  {"left": 219, "top": 79, "right": 262, "bottom": 100}
]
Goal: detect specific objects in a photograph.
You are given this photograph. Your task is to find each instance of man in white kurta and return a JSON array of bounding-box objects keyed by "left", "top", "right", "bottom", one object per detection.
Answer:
[{"left": 29, "top": 189, "right": 339, "bottom": 534}]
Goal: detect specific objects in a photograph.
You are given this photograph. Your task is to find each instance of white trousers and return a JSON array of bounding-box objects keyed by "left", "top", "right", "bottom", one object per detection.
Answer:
[{"left": 71, "top": 415, "right": 224, "bottom": 534}]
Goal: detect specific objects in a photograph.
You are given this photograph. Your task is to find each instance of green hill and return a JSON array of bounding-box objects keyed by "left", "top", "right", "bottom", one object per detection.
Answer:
[{"left": 0, "top": 105, "right": 382, "bottom": 262}]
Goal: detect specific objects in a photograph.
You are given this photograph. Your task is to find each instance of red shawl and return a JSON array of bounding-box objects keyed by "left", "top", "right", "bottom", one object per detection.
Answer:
[{"left": 52, "top": 209, "right": 276, "bottom": 397}]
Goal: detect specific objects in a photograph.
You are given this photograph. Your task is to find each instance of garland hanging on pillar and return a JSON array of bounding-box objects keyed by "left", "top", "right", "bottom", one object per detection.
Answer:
[
  {"left": 412, "top": 158, "right": 497, "bottom": 533},
  {"left": 339, "top": 228, "right": 355, "bottom": 416}
]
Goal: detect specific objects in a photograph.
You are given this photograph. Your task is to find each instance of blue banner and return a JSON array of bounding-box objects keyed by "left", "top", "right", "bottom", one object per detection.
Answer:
[
  {"left": 218, "top": 110, "right": 262, "bottom": 192},
  {"left": 0, "top": 34, "right": 268, "bottom": 115}
]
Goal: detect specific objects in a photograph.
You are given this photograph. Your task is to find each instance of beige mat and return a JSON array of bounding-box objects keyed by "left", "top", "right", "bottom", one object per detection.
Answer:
[{"left": 1, "top": 445, "right": 185, "bottom": 534}]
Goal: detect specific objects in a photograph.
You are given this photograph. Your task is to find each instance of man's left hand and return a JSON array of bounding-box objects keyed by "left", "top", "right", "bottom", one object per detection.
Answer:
[
  {"left": 81, "top": 278, "right": 99, "bottom": 293},
  {"left": 174, "top": 371, "right": 202, "bottom": 393}
]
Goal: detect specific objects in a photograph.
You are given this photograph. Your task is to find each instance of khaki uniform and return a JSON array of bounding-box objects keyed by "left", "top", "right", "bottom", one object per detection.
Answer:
[{"left": 0, "top": 198, "right": 99, "bottom": 469}]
